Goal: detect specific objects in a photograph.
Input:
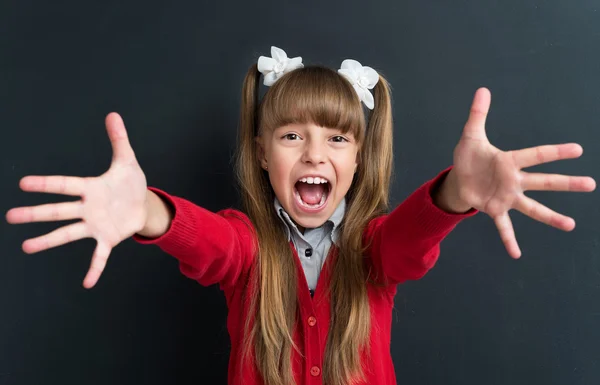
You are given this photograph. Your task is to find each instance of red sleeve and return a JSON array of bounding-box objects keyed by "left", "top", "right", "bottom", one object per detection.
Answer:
[
  {"left": 365, "top": 166, "right": 478, "bottom": 286},
  {"left": 132, "top": 187, "right": 256, "bottom": 290}
]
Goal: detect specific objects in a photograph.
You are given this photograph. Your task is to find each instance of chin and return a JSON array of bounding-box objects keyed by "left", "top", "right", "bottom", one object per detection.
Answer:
[{"left": 291, "top": 213, "right": 329, "bottom": 230}]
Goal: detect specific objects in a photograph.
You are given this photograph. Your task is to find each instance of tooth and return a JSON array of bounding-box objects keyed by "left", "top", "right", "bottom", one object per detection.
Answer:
[
  {"left": 301, "top": 178, "right": 307, "bottom": 183},
  {"left": 307, "top": 177, "right": 314, "bottom": 184},
  {"left": 314, "top": 177, "right": 321, "bottom": 184}
]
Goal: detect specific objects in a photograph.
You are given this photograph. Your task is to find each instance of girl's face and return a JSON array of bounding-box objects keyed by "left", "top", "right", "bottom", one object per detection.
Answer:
[{"left": 257, "top": 123, "right": 359, "bottom": 231}]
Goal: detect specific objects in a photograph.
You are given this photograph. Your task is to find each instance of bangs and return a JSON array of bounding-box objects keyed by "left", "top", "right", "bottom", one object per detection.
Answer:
[{"left": 257, "top": 66, "right": 366, "bottom": 140}]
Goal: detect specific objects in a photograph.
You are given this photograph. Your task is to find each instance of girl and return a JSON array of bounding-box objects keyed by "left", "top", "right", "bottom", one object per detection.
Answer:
[{"left": 6, "top": 46, "right": 596, "bottom": 385}]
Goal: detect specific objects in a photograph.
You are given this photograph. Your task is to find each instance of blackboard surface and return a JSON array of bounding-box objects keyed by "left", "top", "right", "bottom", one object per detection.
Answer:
[{"left": 2, "top": 1, "right": 599, "bottom": 384}]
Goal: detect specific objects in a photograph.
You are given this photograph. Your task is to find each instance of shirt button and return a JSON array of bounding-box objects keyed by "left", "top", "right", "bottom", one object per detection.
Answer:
[
  {"left": 308, "top": 316, "right": 317, "bottom": 327},
  {"left": 310, "top": 366, "right": 320, "bottom": 376},
  {"left": 305, "top": 248, "right": 312, "bottom": 257}
]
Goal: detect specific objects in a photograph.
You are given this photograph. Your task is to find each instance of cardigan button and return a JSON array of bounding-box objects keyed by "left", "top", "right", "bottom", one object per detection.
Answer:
[
  {"left": 310, "top": 366, "right": 320, "bottom": 376},
  {"left": 308, "top": 316, "right": 317, "bottom": 327}
]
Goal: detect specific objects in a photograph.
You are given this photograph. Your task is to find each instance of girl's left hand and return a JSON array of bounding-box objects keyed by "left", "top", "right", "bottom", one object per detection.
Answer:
[{"left": 447, "top": 87, "right": 596, "bottom": 259}]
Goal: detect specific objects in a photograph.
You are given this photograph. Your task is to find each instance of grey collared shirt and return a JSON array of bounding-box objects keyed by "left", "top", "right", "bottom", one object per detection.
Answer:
[{"left": 274, "top": 198, "right": 346, "bottom": 292}]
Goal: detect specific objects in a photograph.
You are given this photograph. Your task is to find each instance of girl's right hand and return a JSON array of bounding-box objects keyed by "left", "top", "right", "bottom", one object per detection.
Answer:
[{"left": 6, "top": 113, "right": 148, "bottom": 288}]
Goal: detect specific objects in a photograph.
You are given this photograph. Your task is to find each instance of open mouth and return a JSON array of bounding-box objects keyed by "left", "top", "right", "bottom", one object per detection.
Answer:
[{"left": 294, "top": 176, "right": 332, "bottom": 212}]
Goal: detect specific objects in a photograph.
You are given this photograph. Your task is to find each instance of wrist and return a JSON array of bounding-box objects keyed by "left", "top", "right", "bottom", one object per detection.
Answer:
[
  {"left": 433, "top": 169, "right": 472, "bottom": 214},
  {"left": 137, "top": 189, "right": 174, "bottom": 238}
]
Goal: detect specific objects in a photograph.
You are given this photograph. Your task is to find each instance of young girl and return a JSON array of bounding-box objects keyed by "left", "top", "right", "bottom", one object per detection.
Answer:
[{"left": 6, "top": 46, "right": 596, "bottom": 385}]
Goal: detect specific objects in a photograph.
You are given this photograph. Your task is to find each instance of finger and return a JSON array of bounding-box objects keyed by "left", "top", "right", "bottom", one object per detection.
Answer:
[
  {"left": 6, "top": 201, "right": 83, "bottom": 224},
  {"left": 493, "top": 212, "right": 521, "bottom": 259},
  {"left": 511, "top": 143, "right": 583, "bottom": 169},
  {"left": 513, "top": 194, "right": 576, "bottom": 231},
  {"left": 19, "top": 175, "right": 86, "bottom": 196},
  {"left": 521, "top": 172, "right": 597, "bottom": 193},
  {"left": 462, "top": 87, "right": 491, "bottom": 141},
  {"left": 22, "top": 222, "right": 89, "bottom": 254},
  {"left": 105, "top": 112, "right": 136, "bottom": 164},
  {"left": 83, "top": 241, "right": 112, "bottom": 289}
]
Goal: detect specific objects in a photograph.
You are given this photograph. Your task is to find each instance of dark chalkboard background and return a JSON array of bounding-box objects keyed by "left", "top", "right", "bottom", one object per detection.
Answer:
[{"left": 1, "top": 1, "right": 599, "bottom": 384}]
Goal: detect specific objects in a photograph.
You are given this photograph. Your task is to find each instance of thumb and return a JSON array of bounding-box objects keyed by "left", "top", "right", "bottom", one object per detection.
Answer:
[
  {"left": 105, "top": 112, "right": 136, "bottom": 164},
  {"left": 462, "top": 87, "right": 491, "bottom": 141}
]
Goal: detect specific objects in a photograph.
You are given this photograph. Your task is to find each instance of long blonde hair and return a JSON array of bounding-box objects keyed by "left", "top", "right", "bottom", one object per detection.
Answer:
[{"left": 235, "top": 63, "right": 393, "bottom": 385}]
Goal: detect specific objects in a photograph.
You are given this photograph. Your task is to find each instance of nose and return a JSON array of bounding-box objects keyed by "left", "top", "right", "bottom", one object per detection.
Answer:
[{"left": 301, "top": 140, "right": 326, "bottom": 165}]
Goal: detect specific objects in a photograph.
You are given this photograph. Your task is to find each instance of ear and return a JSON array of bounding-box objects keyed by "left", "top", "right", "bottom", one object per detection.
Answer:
[
  {"left": 255, "top": 136, "right": 268, "bottom": 170},
  {"left": 354, "top": 147, "right": 361, "bottom": 173}
]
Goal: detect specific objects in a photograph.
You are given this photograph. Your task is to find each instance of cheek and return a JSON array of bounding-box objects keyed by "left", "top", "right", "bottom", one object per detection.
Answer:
[
  {"left": 338, "top": 168, "right": 356, "bottom": 191},
  {"left": 332, "top": 150, "right": 359, "bottom": 188},
  {"left": 268, "top": 149, "right": 296, "bottom": 192}
]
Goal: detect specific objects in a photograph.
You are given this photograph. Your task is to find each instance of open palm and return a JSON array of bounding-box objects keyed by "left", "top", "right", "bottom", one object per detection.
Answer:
[
  {"left": 451, "top": 88, "right": 597, "bottom": 258},
  {"left": 6, "top": 113, "right": 148, "bottom": 288}
]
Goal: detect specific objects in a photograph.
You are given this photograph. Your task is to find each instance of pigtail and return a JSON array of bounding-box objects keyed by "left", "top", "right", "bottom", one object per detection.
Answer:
[
  {"left": 240, "top": 64, "right": 260, "bottom": 138},
  {"left": 238, "top": 64, "right": 262, "bottom": 210},
  {"left": 237, "top": 63, "right": 266, "bottom": 382},
  {"left": 364, "top": 76, "right": 394, "bottom": 209}
]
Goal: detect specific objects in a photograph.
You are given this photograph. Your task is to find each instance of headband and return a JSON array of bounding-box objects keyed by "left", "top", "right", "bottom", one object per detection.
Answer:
[{"left": 257, "top": 46, "right": 380, "bottom": 110}]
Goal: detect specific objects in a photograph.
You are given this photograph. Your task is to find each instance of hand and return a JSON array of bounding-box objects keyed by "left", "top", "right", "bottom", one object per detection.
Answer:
[
  {"left": 449, "top": 87, "right": 596, "bottom": 259},
  {"left": 5, "top": 113, "right": 148, "bottom": 288}
]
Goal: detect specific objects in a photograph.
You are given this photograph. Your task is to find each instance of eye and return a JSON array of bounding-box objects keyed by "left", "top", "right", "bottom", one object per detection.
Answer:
[
  {"left": 283, "top": 133, "right": 300, "bottom": 140},
  {"left": 330, "top": 135, "right": 349, "bottom": 143}
]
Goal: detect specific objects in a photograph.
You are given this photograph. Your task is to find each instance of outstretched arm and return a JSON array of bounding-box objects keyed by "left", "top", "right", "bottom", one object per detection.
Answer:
[
  {"left": 367, "top": 87, "right": 596, "bottom": 286},
  {"left": 6, "top": 112, "right": 256, "bottom": 290}
]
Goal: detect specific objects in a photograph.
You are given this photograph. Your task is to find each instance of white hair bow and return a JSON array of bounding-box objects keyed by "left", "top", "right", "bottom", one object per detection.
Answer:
[
  {"left": 257, "top": 46, "right": 304, "bottom": 86},
  {"left": 337, "top": 59, "right": 380, "bottom": 110}
]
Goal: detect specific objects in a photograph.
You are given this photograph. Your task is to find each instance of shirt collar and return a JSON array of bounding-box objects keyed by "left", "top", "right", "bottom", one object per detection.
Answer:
[{"left": 274, "top": 197, "right": 346, "bottom": 244}]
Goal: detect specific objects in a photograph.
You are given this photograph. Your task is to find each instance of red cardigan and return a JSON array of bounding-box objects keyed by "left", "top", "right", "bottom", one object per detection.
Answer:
[{"left": 133, "top": 166, "right": 477, "bottom": 385}]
